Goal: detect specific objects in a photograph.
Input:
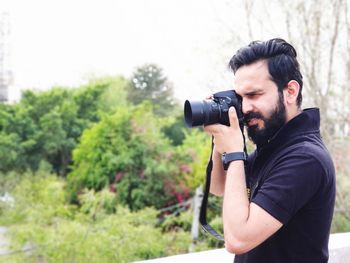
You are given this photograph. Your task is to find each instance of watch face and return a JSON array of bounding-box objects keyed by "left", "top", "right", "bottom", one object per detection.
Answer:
[
  {"left": 221, "top": 153, "right": 228, "bottom": 170},
  {"left": 221, "top": 153, "right": 227, "bottom": 164}
]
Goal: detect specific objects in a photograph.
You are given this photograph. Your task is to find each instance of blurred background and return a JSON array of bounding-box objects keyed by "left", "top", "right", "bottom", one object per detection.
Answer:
[{"left": 0, "top": 0, "right": 349, "bottom": 262}]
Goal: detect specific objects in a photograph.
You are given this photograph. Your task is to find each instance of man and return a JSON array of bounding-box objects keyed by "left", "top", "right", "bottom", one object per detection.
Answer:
[{"left": 204, "top": 38, "right": 335, "bottom": 263}]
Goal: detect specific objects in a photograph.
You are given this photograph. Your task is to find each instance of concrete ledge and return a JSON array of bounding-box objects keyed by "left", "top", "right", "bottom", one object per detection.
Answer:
[
  {"left": 135, "top": 232, "right": 350, "bottom": 263},
  {"left": 329, "top": 233, "right": 350, "bottom": 263}
]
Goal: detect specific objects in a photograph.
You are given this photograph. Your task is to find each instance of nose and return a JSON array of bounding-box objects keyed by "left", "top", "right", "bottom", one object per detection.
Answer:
[{"left": 242, "top": 98, "right": 253, "bottom": 115}]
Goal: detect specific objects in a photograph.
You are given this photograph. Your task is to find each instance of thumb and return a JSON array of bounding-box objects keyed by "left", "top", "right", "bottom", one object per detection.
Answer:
[{"left": 229, "top": 107, "right": 238, "bottom": 127}]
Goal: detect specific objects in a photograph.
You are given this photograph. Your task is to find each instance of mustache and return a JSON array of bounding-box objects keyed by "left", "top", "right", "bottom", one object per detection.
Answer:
[
  {"left": 244, "top": 112, "right": 264, "bottom": 122},
  {"left": 244, "top": 112, "right": 264, "bottom": 126}
]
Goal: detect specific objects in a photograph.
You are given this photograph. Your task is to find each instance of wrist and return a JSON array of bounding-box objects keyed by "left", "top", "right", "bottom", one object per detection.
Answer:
[
  {"left": 221, "top": 151, "right": 247, "bottom": 170},
  {"left": 226, "top": 143, "right": 244, "bottom": 153}
]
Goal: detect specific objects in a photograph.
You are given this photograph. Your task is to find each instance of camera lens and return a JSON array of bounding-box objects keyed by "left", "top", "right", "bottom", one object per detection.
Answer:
[
  {"left": 184, "top": 100, "right": 220, "bottom": 127},
  {"left": 184, "top": 90, "right": 243, "bottom": 128},
  {"left": 184, "top": 100, "right": 206, "bottom": 127}
]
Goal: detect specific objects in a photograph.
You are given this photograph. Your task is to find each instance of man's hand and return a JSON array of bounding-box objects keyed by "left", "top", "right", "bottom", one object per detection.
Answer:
[{"left": 203, "top": 106, "right": 244, "bottom": 154}]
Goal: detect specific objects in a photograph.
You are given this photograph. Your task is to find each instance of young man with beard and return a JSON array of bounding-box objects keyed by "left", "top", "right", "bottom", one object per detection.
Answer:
[{"left": 204, "top": 38, "right": 335, "bottom": 263}]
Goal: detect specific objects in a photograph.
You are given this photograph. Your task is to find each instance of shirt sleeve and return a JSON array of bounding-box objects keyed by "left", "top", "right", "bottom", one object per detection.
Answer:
[{"left": 251, "top": 152, "right": 325, "bottom": 224}]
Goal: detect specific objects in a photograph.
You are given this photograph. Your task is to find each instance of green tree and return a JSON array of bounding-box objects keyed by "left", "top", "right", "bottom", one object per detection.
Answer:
[
  {"left": 161, "top": 113, "right": 187, "bottom": 146},
  {"left": 0, "top": 76, "right": 128, "bottom": 175},
  {"left": 19, "top": 88, "right": 85, "bottom": 175},
  {"left": 0, "top": 132, "right": 23, "bottom": 172},
  {"left": 67, "top": 103, "right": 188, "bottom": 209},
  {"left": 73, "top": 76, "right": 128, "bottom": 124},
  {"left": 175, "top": 128, "right": 212, "bottom": 190},
  {"left": 127, "top": 64, "right": 178, "bottom": 117},
  {"left": 0, "top": 103, "right": 42, "bottom": 172}
]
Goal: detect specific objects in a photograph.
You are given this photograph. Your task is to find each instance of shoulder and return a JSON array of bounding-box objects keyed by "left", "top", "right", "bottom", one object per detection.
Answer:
[
  {"left": 251, "top": 140, "right": 335, "bottom": 224},
  {"left": 266, "top": 139, "right": 336, "bottom": 195},
  {"left": 276, "top": 139, "right": 335, "bottom": 176}
]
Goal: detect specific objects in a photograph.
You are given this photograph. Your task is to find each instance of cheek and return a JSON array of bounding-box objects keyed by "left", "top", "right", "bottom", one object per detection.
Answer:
[
  {"left": 259, "top": 95, "right": 279, "bottom": 118},
  {"left": 254, "top": 102, "right": 270, "bottom": 118}
]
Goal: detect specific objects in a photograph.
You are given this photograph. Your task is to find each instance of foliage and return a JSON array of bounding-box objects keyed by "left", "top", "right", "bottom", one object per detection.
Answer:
[
  {"left": 174, "top": 128, "right": 212, "bottom": 190},
  {"left": 160, "top": 209, "right": 193, "bottom": 233},
  {"left": 67, "top": 103, "right": 190, "bottom": 210},
  {"left": 0, "top": 103, "right": 42, "bottom": 172},
  {"left": 0, "top": 76, "right": 128, "bottom": 175},
  {"left": 161, "top": 113, "right": 187, "bottom": 146},
  {"left": 158, "top": 198, "right": 224, "bottom": 251},
  {"left": 332, "top": 212, "right": 350, "bottom": 233},
  {"left": 0, "top": 172, "right": 195, "bottom": 263},
  {"left": 127, "top": 64, "right": 178, "bottom": 117},
  {"left": 0, "top": 132, "right": 23, "bottom": 172},
  {"left": 73, "top": 76, "right": 128, "bottom": 123},
  {"left": 330, "top": 139, "right": 350, "bottom": 233}
]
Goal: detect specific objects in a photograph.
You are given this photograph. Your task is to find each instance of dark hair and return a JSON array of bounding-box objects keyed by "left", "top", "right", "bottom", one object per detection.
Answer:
[{"left": 229, "top": 38, "right": 303, "bottom": 107}]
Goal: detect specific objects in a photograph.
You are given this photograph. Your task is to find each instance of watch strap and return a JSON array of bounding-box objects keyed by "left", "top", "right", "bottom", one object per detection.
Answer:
[{"left": 222, "top": 151, "right": 246, "bottom": 170}]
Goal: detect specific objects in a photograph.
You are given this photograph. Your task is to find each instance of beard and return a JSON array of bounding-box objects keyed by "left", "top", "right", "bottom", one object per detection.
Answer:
[{"left": 245, "top": 92, "right": 287, "bottom": 146}]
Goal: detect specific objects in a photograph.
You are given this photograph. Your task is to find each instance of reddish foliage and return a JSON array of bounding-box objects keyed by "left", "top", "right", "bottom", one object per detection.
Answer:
[
  {"left": 109, "top": 184, "right": 116, "bottom": 193},
  {"left": 138, "top": 169, "right": 145, "bottom": 179},
  {"left": 115, "top": 172, "right": 124, "bottom": 182},
  {"left": 180, "top": 164, "right": 192, "bottom": 174}
]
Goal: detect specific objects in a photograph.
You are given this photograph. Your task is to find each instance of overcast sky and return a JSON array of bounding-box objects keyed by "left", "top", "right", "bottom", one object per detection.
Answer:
[{"left": 1, "top": 0, "right": 245, "bottom": 102}]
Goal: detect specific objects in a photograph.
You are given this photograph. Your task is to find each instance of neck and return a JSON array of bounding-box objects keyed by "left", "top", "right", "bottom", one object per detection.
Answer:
[{"left": 286, "top": 106, "right": 302, "bottom": 122}]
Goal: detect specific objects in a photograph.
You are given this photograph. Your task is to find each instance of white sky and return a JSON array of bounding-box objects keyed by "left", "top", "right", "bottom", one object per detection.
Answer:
[{"left": 1, "top": 0, "right": 241, "bottom": 102}]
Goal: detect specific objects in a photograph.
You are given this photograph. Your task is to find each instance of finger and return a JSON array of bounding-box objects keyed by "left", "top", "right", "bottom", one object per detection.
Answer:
[
  {"left": 203, "top": 124, "right": 220, "bottom": 134},
  {"left": 203, "top": 124, "right": 213, "bottom": 135},
  {"left": 228, "top": 107, "right": 238, "bottom": 128}
]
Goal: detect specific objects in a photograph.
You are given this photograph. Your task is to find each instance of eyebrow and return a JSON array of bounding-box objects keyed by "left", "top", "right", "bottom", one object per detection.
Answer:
[{"left": 243, "top": 89, "right": 264, "bottom": 96}]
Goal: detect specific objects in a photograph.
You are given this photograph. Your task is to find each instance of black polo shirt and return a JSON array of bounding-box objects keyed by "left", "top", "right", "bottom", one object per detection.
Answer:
[{"left": 234, "top": 108, "right": 336, "bottom": 263}]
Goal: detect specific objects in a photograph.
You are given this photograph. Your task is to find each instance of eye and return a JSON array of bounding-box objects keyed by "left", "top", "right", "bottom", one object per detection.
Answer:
[
  {"left": 246, "top": 93, "right": 257, "bottom": 99},
  {"left": 245, "top": 91, "right": 263, "bottom": 99}
]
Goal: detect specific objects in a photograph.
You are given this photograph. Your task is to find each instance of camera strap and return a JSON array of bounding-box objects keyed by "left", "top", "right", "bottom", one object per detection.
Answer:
[
  {"left": 199, "top": 137, "right": 224, "bottom": 241},
  {"left": 199, "top": 135, "right": 247, "bottom": 241}
]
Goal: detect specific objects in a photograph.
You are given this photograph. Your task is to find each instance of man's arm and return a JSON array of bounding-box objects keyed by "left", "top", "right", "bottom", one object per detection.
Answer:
[
  {"left": 209, "top": 148, "right": 226, "bottom": 196},
  {"left": 222, "top": 160, "right": 282, "bottom": 254},
  {"left": 204, "top": 107, "right": 282, "bottom": 254}
]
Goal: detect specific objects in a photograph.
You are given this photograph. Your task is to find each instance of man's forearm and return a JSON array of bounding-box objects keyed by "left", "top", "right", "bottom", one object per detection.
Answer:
[
  {"left": 209, "top": 151, "right": 226, "bottom": 196},
  {"left": 222, "top": 160, "right": 250, "bottom": 252}
]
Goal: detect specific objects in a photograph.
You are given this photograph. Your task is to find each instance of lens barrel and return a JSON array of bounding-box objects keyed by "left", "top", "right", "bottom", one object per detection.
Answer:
[
  {"left": 184, "top": 100, "right": 205, "bottom": 127},
  {"left": 184, "top": 90, "right": 242, "bottom": 128},
  {"left": 184, "top": 100, "right": 220, "bottom": 127}
]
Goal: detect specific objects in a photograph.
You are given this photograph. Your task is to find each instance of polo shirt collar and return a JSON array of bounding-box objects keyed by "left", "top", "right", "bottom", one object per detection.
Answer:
[{"left": 256, "top": 108, "right": 321, "bottom": 152}]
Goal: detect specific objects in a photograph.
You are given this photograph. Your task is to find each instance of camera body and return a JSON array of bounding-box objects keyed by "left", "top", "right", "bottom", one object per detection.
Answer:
[{"left": 184, "top": 90, "right": 244, "bottom": 129}]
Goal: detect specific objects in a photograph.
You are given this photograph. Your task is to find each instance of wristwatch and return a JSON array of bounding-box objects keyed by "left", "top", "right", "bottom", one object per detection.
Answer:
[{"left": 221, "top": 152, "right": 247, "bottom": 170}]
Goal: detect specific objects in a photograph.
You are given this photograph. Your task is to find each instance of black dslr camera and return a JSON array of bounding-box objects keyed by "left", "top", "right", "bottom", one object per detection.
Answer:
[{"left": 184, "top": 90, "right": 244, "bottom": 128}]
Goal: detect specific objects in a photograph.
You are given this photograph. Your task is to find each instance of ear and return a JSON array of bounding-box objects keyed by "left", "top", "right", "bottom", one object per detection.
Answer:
[{"left": 284, "top": 80, "right": 300, "bottom": 105}]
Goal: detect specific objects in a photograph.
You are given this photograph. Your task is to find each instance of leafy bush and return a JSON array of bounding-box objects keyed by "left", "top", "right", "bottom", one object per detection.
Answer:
[
  {"left": 1, "top": 172, "right": 195, "bottom": 263},
  {"left": 174, "top": 129, "right": 212, "bottom": 190},
  {"left": 67, "top": 103, "right": 190, "bottom": 210}
]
